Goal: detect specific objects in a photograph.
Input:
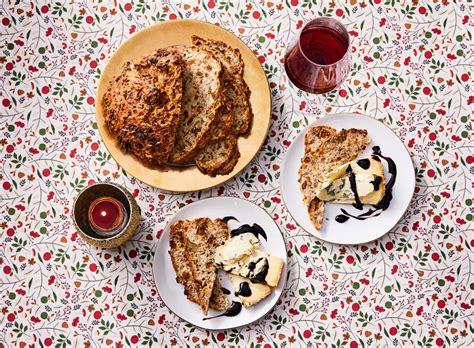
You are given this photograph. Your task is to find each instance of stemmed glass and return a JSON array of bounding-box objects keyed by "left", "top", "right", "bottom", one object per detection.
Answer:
[{"left": 284, "top": 17, "right": 351, "bottom": 94}]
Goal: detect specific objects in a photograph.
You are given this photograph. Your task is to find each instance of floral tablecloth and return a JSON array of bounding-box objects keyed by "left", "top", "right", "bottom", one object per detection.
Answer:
[{"left": 1, "top": 1, "right": 473, "bottom": 347}]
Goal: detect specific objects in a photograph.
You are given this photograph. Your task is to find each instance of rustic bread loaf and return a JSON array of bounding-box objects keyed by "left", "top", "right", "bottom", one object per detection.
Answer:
[
  {"left": 299, "top": 127, "right": 370, "bottom": 230},
  {"left": 103, "top": 49, "right": 183, "bottom": 164},
  {"left": 168, "top": 46, "right": 223, "bottom": 164}
]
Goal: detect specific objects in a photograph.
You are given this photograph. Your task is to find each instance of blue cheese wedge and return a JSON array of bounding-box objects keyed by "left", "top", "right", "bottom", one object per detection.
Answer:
[
  {"left": 316, "top": 158, "right": 385, "bottom": 205},
  {"left": 215, "top": 234, "right": 284, "bottom": 287},
  {"left": 214, "top": 233, "right": 259, "bottom": 264},
  {"left": 228, "top": 274, "right": 272, "bottom": 308}
]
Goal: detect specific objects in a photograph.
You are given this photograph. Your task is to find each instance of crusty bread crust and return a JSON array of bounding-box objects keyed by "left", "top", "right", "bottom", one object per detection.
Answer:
[
  {"left": 103, "top": 49, "right": 183, "bottom": 164},
  {"left": 299, "top": 126, "right": 370, "bottom": 230}
]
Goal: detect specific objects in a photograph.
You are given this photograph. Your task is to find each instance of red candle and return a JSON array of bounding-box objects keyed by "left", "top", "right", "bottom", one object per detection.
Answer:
[{"left": 88, "top": 197, "right": 125, "bottom": 234}]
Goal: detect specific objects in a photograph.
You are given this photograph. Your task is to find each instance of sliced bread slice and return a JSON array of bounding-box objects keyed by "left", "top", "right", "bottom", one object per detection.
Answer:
[
  {"left": 168, "top": 221, "right": 201, "bottom": 304},
  {"left": 195, "top": 135, "right": 237, "bottom": 176},
  {"left": 209, "top": 103, "right": 233, "bottom": 142},
  {"left": 191, "top": 36, "right": 252, "bottom": 135},
  {"left": 214, "top": 147, "right": 240, "bottom": 176},
  {"left": 202, "top": 218, "right": 230, "bottom": 310},
  {"left": 192, "top": 35, "right": 244, "bottom": 77},
  {"left": 304, "top": 125, "right": 337, "bottom": 154},
  {"left": 209, "top": 278, "right": 230, "bottom": 311},
  {"left": 299, "top": 127, "right": 370, "bottom": 230},
  {"left": 298, "top": 126, "right": 338, "bottom": 230},
  {"left": 182, "top": 218, "right": 230, "bottom": 315},
  {"left": 182, "top": 218, "right": 216, "bottom": 315},
  {"left": 168, "top": 46, "right": 223, "bottom": 164},
  {"left": 226, "top": 77, "right": 252, "bottom": 135}
]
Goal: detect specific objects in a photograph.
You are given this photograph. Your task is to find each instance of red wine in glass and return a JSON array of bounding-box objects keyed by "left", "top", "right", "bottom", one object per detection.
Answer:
[{"left": 284, "top": 17, "right": 351, "bottom": 94}]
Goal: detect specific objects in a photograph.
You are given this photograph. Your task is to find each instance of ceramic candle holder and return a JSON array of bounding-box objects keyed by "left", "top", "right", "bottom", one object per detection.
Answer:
[{"left": 72, "top": 182, "right": 140, "bottom": 248}]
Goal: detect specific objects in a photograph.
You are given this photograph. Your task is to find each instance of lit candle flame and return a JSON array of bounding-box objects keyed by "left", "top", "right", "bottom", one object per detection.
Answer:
[{"left": 101, "top": 211, "right": 107, "bottom": 217}]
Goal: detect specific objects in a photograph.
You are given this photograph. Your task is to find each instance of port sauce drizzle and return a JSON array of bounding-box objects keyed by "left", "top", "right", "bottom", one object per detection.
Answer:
[
  {"left": 203, "top": 301, "right": 243, "bottom": 321},
  {"left": 335, "top": 146, "right": 397, "bottom": 223},
  {"left": 230, "top": 223, "right": 267, "bottom": 241},
  {"left": 235, "top": 282, "right": 252, "bottom": 297}
]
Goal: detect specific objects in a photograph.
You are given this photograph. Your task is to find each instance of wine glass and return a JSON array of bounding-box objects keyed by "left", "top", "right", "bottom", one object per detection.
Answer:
[{"left": 284, "top": 17, "right": 351, "bottom": 94}]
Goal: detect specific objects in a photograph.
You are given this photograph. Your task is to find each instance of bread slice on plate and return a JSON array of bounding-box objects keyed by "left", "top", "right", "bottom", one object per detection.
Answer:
[
  {"left": 209, "top": 277, "right": 230, "bottom": 311},
  {"left": 182, "top": 218, "right": 217, "bottom": 315},
  {"left": 192, "top": 35, "right": 253, "bottom": 135},
  {"left": 226, "top": 77, "right": 253, "bottom": 135},
  {"left": 168, "top": 220, "right": 201, "bottom": 304},
  {"left": 195, "top": 135, "right": 238, "bottom": 176},
  {"left": 168, "top": 46, "right": 223, "bottom": 165},
  {"left": 304, "top": 125, "right": 337, "bottom": 154},
  {"left": 204, "top": 218, "right": 231, "bottom": 310},
  {"left": 102, "top": 49, "right": 183, "bottom": 164},
  {"left": 171, "top": 218, "right": 230, "bottom": 315},
  {"left": 299, "top": 127, "right": 370, "bottom": 230}
]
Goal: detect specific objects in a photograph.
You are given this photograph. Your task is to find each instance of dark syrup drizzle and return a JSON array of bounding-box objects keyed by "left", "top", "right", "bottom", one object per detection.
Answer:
[
  {"left": 221, "top": 287, "right": 231, "bottom": 295},
  {"left": 335, "top": 214, "right": 350, "bottom": 223},
  {"left": 203, "top": 301, "right": 243, "bottom": 321},
  {"left": 223, "top": 216, "right": 239, "bottom": 223},
  {"left": 230, "top": 223, "right": 267, "bottom": 241},
  {"left": 235, "top": 282, "right": 252, "bottom": 297},
  {"left": 250, "top": 259, "right": 269, "bottom": 283},
  {"left": 347, "top": 165, "right": 363, "bottom": 210},
  {"left": 356, "top": 158, "right": 371, "bottom": 170},
  {"left": 371, "top": 176, "right": 382, "bottom": 191},
  {"left": 335, "top": 146, "right": 397, "bottom": 223}
]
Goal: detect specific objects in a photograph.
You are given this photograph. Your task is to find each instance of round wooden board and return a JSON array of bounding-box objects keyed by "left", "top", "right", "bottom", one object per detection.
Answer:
[{"left": 96, "top": 19, "right": 271, "bottom": 192}]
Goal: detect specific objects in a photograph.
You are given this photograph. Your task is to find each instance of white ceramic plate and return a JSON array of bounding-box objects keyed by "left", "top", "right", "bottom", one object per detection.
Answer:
[
  {"left": 280, "top": 113, "right": 415, "bottom": 245},
  {"left": 153, "top": 197, "right": 287, "bottom": 330}
]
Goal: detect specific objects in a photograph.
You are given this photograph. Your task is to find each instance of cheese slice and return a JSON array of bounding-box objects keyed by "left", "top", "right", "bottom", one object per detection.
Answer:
[
  {"left": 214, "top": 233, "right": 259, "bottom": 265},
  {"left": 215, "top": 234, "right": 284, "bottom": 287},
  {"left": 315, "top": 158, "right": 385, "bottom": 205},
  {"left": 228, "top": 274, "right": 271, "bottom": 308}
]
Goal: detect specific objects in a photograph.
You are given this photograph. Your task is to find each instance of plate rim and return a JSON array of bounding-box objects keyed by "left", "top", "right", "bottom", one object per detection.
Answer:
[
  {"left": 152, "top": 196, "right": 288, "bottom": 330},
  {"left": 95, "top": 19, "right": 271, "bottom": 193},
  {"left": 280, "top": 112, "right": 416, "bottom": 245}
]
